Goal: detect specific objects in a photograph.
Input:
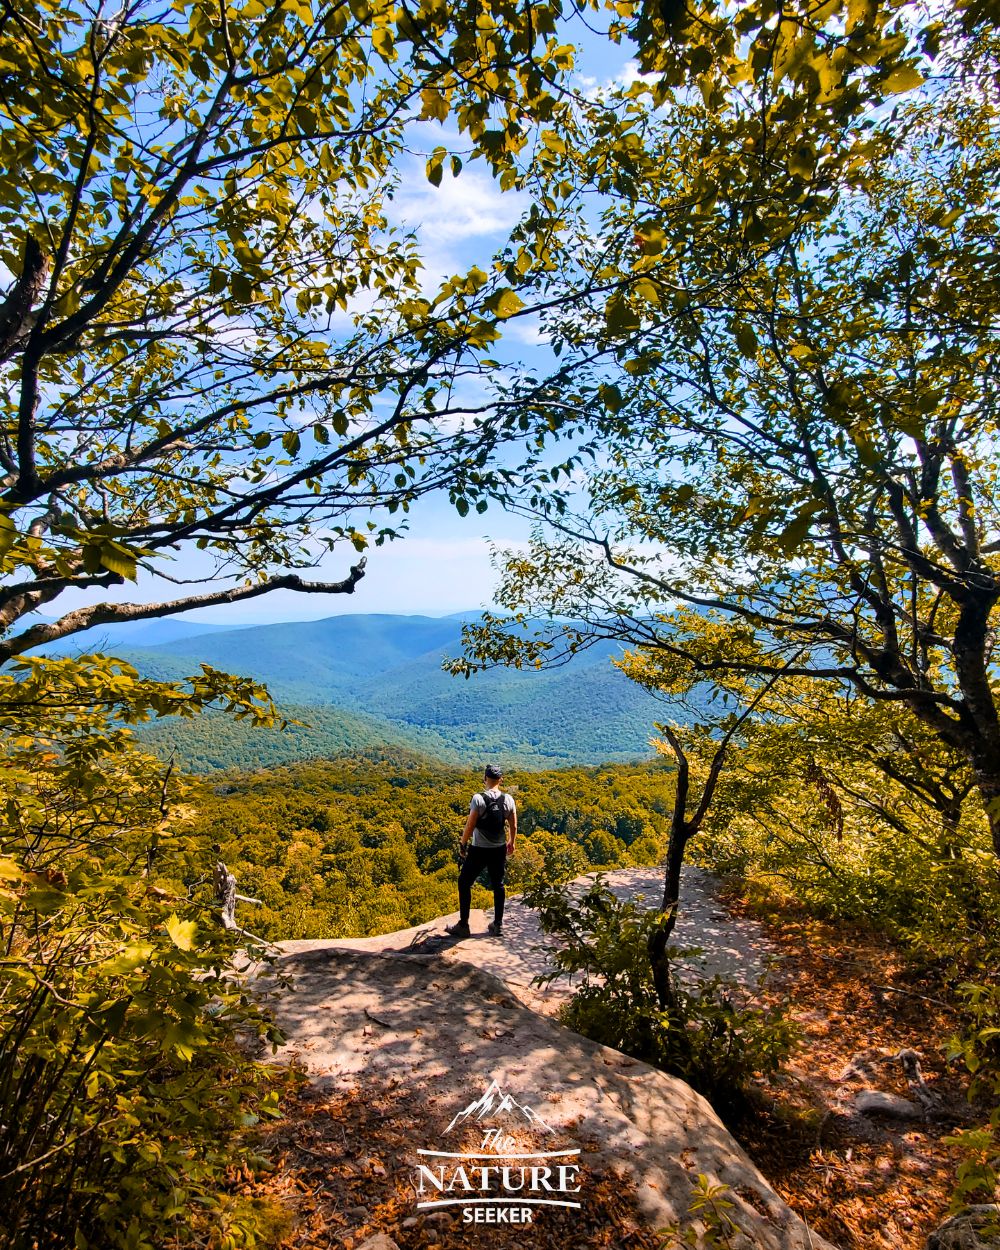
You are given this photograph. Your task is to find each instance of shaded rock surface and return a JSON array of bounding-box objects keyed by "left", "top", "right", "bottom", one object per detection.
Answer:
[
  {"left": 279, "top": 865, "right": 780, "bottom": 1017},
  {"left": 926, "top": 1206, "right": 1000, "bottom": 1250},
  {"left": 854, "top": 1090, "right": 923, "bottom": 1119},
  {"left": 255, "top": 865, "right": 835, "bottom": 1249}
]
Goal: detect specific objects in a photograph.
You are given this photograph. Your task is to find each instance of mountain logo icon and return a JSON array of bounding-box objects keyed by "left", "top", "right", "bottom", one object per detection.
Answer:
[{"left": 445, "top": 1079, "right": 555, "bottom": 1134}]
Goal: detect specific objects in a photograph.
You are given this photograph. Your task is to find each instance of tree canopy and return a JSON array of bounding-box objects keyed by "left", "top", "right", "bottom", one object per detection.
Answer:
[
  {"left": 459, "top": 3, "right": 1000, "bottom": 853},
  {"left": 0, "top": 0, "right": 592, "bottom": 661}
]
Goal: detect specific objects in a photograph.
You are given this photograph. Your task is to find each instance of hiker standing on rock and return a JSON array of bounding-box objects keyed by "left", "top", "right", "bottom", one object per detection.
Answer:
[{"left": 445, "top": 764, "right": 516, "bottom": 940}]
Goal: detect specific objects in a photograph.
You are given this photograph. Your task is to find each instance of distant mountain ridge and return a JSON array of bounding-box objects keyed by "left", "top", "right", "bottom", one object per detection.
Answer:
[
  {"left": 33, "top": 612, "right": 672, "bottom": 772},
  {"left": 27, "top": 616, "right": 236, "bottom": 652}
]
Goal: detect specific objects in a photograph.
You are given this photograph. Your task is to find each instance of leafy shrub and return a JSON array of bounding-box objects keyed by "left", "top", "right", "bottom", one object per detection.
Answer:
[
  {"left": 657, "top": 1175, "right": 743, "bottom": 1249},
  {"left": 944, "top": 981, "right": 1000, "bottom": 1210},
  {"left": 693, "top": 730, "right": 1000, "bottom": 1208},
  {"left": 0, "top": 657, "right": 290, "bottom": 1250},
  {"left": 521, "top": 875, "right": 794, "bottom": 1110}
]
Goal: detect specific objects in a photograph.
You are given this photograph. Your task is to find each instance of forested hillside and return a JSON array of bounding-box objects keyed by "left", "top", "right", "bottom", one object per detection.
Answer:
[
  {"left": 140, "top": 704, "right": 468, "bottom": 772},
  {"left": 111, "top": 614, "right": 671, "bottom": 769},
  {"left": 194, "top": 752, "right": 672, "bottom": 939}
]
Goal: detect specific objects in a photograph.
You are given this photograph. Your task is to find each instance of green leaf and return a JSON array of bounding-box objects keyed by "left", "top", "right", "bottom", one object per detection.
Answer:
[
  {"left": 735, "top": 325, "right": 758, "bottom": 357},
  {"left": 776, "top": 500, "right": 823, "bottom": 556},
  {"left": 605, "top": 295, "right": 641, "bottom": 338},
  {"left": 600, "top": 384, "right": 624, "bottom": 412},
  {"left": 0, "top": 515, "right": 17, "bottom": 556},
  {"left": 883, "top": 64, "right": 924, "bottom": 93},
  {"left": 100, "top": 943, "right": 155, "bottom": 975}
]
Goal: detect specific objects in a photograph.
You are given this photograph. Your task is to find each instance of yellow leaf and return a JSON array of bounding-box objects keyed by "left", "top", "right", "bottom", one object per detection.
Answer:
[
  {"left": 0, "top": 858, "right": 22, "bottom": 882},
  {"left": 788, "top": 144, "right": 814, "bottom": 179},
  {"left": 419, "top": 88, "right": 448, "bottom": 123},
  {"left": 486, "top": 288, "right": 524, "bottom": 320},
  {"left": 166, "top": 914, "right": 197, "bottom": 951},
  {"left": 100, "top": 943, "right": 155, "bottom": 975},
  {"left": 883, "top": 64, "right": 924, "bottom": 94},
  {"left": 372, "top": 27, "right": 394, "bottom": 60}
]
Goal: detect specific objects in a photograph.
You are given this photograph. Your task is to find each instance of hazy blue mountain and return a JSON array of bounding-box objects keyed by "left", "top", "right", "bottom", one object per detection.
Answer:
[
  {"left": 37, "top": 612, "right": 673, "bottom": 771},
  {"left": 108, "top": 613, "right": 469, "bottom": 697},
  {"left": 26, "top": 616, "right": 234, "bottom": 654}
]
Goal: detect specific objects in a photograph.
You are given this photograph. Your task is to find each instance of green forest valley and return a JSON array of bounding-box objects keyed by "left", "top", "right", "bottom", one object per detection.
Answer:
[{"left": 194, "top": 753, "right": 671, "bottom": 940}]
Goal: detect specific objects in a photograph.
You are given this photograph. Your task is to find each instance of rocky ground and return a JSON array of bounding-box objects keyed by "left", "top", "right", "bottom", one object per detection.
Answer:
[
  {"left": 719, "top": 892, "right": 980, "bottom": 1250},
  {"left": 233, "top": 866, "right": 983, "bottom": 1250},
  {"left": 277, "top": 865, "right": 780, "bottom": 1013}
]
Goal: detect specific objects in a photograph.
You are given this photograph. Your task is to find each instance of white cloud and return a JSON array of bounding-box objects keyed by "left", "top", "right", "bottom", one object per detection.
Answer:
[
  {"left": 389, "top": 163, "right": 527, "bottom": 245},
  {"left": 506, "top": 316, "right": 551, "bottom": 347}
]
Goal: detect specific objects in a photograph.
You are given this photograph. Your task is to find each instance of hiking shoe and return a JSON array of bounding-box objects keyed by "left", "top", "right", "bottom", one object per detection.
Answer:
[
  {"left": 445, "top": 920, "right": 471, "bottom": 938},
  {"left": 487, "top": 921, "right": 503, "bottom": 938}
]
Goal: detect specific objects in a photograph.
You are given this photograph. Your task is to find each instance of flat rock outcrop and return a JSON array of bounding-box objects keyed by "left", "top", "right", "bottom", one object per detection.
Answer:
[
  {"left": 279, "top": 865, "right": 780, "bottom": 1017},
  {"left": 258, "top": 873, "right": 837, "bottom": 1250}
]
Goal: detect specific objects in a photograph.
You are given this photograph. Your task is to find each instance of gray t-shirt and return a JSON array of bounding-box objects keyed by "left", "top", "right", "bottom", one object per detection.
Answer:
[{"left": 470, "top": 788, "right": 516, "bottom": 848}]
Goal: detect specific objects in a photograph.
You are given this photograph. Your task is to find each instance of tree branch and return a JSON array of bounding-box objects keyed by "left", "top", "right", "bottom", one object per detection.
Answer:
[
  {"left": 0, "top": 234, "right": 48, "bottom": 365},
  {"left": 0, "top": 562, "right": 366, "bottom": 664}
]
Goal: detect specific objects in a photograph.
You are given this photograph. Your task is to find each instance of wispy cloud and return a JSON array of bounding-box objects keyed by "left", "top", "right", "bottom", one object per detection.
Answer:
[{"left": 389, "top": 162, "right": 528, "bottom": 245}]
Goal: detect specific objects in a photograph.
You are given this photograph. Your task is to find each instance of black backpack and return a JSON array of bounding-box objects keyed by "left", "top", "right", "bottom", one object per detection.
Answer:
[{"left": 476, "top": 791, "right": 508, "bottom": 843}]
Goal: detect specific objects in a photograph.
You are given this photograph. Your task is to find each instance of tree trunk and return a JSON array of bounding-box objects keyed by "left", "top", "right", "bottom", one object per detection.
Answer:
[
  {"left": 951, "top": 592, "right": 1000, "bottom": 857},
  {"left": 649, "top": 801, "right": 690, "bottom": 1012},
  {"left": 972, "top": 771, "right": 1000, "bottom": 858}
]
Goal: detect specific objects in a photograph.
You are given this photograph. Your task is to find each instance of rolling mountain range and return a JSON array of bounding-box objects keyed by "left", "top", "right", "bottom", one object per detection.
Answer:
[{"left": 33, "top": 612, "right": 674, "bottom": 772}]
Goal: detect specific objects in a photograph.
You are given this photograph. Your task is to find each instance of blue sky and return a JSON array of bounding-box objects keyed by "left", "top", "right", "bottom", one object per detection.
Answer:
[{"left": 274, "top": 27, "right": 636, "bottom": 622}]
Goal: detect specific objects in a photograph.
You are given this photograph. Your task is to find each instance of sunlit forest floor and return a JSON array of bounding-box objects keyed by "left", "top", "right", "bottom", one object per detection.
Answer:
[
  {"left": 724, "top": 892, "right": 975, "bottom": 1250},
  {"left": 226, "top": 892, "right": 978, "bottom": 1250}
]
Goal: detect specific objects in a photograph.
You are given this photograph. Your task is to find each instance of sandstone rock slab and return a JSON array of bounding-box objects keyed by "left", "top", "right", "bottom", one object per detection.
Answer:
[{"left": 261, "top": 942, "right": 836, "bottom": 1250}]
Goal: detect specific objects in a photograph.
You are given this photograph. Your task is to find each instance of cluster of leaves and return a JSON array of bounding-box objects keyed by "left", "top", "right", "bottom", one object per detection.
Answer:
[
  {"left": 521, "top": 875, "right": 795, "bottom": 1112},
  {"left": 0, "top": 656, "right": 293, "bottom": 1250},
  {"left": 186, "top": 751, "right": 673, "bottom": 939},
  {"left": 0, "top": 0, "right": 601, "bottom": 664},
  {"left": 943, "top": 982, "right": 1000, "bottom": 1212},
  {"left": 656, "top": 1175, "right": 743, "bottom": 1250}
]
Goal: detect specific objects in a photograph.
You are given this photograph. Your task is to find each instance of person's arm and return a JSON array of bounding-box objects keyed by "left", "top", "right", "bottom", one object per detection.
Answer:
[
  {"left": 460, "top": 803, "right": 478, "bottom": 855},
  {"left": 506, "top": 799, "right": 517, "bottom": 855}
]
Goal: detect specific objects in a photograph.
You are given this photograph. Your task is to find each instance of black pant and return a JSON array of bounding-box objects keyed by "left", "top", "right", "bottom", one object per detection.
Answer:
[{"left": 458, "top": 843, "right": 507, "bottom": 925}]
